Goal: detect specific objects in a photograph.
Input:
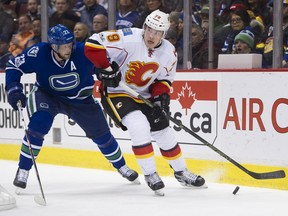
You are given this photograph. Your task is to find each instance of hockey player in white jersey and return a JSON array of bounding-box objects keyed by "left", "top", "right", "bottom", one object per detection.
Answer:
[{"left": 85, "top": 10, "right": 205, "bottom": 195}]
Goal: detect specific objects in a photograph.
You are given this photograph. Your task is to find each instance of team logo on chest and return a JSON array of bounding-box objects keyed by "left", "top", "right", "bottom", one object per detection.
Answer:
[
  {"left": 49, "top": 72, "right": 80, "bottom": 91},
  {"left": 125, "top": 61, "right": 159, "bottom": 87}
]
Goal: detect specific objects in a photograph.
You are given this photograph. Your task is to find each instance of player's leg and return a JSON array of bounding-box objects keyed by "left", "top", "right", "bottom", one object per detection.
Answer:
[
  {"left": 140, "top": 103, "right": 206, "bottom": 188},
  {"left": 101, "top": 94, "right": 165, "bottom": 192},
  {"left": 69, "top": 98, "right": 139, "bottom": 182},
  {"left": 151, "top": 126, "right": 205, "bottom": 187},
  {"left": 14, "top": 88, "right": 55, "bottom": 190},
  {"left": 121, "top": 110, "right": 165, "bottom": 192}
]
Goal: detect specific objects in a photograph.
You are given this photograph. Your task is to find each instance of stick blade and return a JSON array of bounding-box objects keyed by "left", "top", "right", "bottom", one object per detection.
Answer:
[
  {"left": 250, "top": 170, "right": 286, "bottom": 180},
  {"left": 34, "top": 195, "right": 46, "bottom": 206}
]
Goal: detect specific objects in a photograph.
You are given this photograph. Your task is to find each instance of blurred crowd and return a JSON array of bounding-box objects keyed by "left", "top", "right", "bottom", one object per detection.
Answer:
[{"left": 1, "top": 0, "right": 288, "bottom": 70}]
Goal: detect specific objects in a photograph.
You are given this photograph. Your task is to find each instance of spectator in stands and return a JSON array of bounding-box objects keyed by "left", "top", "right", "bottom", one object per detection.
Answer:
[
  {"left": 229, "top": 0, "right": 247, "bottom": 11},
  {"left": 194, "top": 4, "right": 226, "bottom": 36},
  {"left": 48, "top": 0, "right": 56, "bottom": 17},
  {"left": 249, "top": 12, "right": 266, "bottom": 53},
  {"left": 134, "top": 0, "right": 170, "bottom": 28},
  {"left": 216, "top": 1, "right": 247, "bottom": 31},
  {"left": 92, "top": 14, "right": 108, "bottom": 33},
  {"left": 26, "top": 0, "right": 40, "bottom": 21},
  {"left": 216, "top": 0, "right": 232, "bottom": 22},
  {"left": 24, "top": 17, "right": 41, "bottom": 48},
  {"left": 98, "top": 0, "right": 108, "bottom": 9},
  {"left": 177, "top": 12, "right": 183, "bottom": 51},
  {"left": 169, "top": 11, "right": 180, "bottom": 32},
  {"left": 8, "top": 14, "right": 34, "bottom": 56},
  {"left": 0, "top": 34, "right": 13, "bottom": 70},
  {"left": 165, "top": 28, "right": 178, "bottom": 47},
  {"left": 282, "top": 0, "right": 288, "bottom": 68},
  {"left": 14, "top": 0, "right": 28, "bottom": 18},
  {"left": 137, "top": 0, "right": 178, "bottom": 12},
  {"left": 79, "top": 0, "right": 107, "bottom": 32},
  {"left": 31, "top": 17, "right": 41, "bottom": 40},
  {"left": 116, "top": 0, "right": 139, "bottom": 29},
  {"left": 49, "top": 0, "right": 81, "bottom": 31},
  {"left": 220, "top": 2, "right": 251, "bottom": 25},
  {"left": 232, "top": 29, "right": 255, "bottom": 54},
  {"left": 263, "top": 0, "right": 288, "bottom": 68},
  {"left": 214, "top": 0, "right": 266, "bottom": 53},
  {"left": 244, "top": 0, "right": 272, "bottom": 32},
  {"left": 0, "top": 0, "right": 15, "bottom": 40},
  {"left": 72, "top": 0, "right": 85, "bottom": 12},
  {"left": 195, "top": 4, "right": 210, "bottom": 34},
  {"left": 74, "top": 22, "right": 90, "bottom": 42},
  {"left": 164, "top": 0, "right": 183, "bottom": 12},
  {"left": 165, "top": 28, "right": 183, "bottom": 69},
  {"left": 191, "top": 24, "right": 219, "bottom": 69},
  {"left": 215, "top": 9, "right": 252, "bottom": 54}
]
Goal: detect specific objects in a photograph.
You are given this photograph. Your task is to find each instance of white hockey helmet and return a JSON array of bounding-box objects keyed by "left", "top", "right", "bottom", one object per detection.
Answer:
[{"left": 144, "top": 9, "right": 170, "bottom": 32}]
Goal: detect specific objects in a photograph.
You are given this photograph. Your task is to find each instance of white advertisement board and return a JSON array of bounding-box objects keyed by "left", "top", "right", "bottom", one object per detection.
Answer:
[
  {"left": 1, "top": 71, "right": 287, "bottom": 167},
  {"left": 220, "top": 72, "right": 288, "bottom": 166}
]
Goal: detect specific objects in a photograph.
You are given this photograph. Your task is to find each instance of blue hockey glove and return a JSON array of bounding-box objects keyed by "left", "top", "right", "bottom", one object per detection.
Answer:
[
  {"left": 6, "top": 82, "right": 27, "bottom": 110},
  {"left": 98, "top": 61, "right": 121, "bottom": 88},
  {"left": 151, "top": 93, "right": 170, "bottom": 118}
]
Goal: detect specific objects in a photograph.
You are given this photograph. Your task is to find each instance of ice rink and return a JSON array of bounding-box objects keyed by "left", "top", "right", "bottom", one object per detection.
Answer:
[{"left": 1, "top": 159, "right": 287, "bottom": 216}]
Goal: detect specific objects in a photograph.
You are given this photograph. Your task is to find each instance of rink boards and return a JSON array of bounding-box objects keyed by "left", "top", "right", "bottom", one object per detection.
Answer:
[{"left": 0, "top": 69, "right": 287, "bottom": 190}]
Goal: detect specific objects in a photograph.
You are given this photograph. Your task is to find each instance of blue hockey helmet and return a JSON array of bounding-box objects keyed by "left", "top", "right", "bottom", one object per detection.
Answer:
[{"left": 47, "top": 24, "right": 74, "bottom": 45}]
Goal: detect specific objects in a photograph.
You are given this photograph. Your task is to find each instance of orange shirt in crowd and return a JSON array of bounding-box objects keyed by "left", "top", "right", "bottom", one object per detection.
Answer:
[{"left": 8, "top": 30, "right": 34, "bottom": 56}]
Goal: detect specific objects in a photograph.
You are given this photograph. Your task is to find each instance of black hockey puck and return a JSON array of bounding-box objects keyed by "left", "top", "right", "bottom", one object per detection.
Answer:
[{"left": 233, "top": 186, "right": 240, "bottom": 195}]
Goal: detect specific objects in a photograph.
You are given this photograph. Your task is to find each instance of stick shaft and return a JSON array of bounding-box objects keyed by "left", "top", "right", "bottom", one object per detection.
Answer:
[{"left": 17, "top": 101, "right": 47, "bottom": 204}]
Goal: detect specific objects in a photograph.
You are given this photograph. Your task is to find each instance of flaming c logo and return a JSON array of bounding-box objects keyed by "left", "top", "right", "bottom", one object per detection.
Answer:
[{"left": 125, "top": 61, "right": 159, "bottom": 87}]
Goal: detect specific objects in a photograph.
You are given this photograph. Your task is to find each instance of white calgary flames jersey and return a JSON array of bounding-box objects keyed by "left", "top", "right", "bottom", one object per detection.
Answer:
[{"left": 88, "top": 28, "right": 178, "bottom": 98}]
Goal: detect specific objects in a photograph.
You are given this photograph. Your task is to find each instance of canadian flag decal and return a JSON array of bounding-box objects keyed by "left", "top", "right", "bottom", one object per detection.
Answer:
[
  {"left": 177, "top": 82, "right": 197, "bottom": 115},
  {"left": 171, "top": 81, "right": 218, "bottom": 115}
]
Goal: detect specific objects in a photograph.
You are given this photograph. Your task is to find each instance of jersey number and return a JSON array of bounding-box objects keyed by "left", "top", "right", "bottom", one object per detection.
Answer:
[{"left": 107, "top": 34, "right": 120, "bottom": 42}]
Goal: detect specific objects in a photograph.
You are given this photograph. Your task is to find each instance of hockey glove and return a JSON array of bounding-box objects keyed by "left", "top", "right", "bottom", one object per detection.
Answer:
[
  {"left": 6, "top": 82, "right": 27, "bottom": 110},
  {"left": 151, "top": 93, "right": 170, "bottom": 118},
  {"left": 98, "top": 61, "right": 121, "bottom": 88}
]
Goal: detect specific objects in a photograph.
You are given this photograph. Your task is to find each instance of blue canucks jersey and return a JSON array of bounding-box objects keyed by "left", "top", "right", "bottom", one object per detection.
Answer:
[
  {"left": 5, "top": 42, "right": 96, "bottom": 103},
  {"left": 115, "top": 11, "right": 140, "bottom": 29}
]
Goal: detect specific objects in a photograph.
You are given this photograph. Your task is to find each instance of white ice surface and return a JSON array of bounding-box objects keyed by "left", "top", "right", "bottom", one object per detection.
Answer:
[{"left": 1, "top": 160, "right": 287, "bottom": 216}]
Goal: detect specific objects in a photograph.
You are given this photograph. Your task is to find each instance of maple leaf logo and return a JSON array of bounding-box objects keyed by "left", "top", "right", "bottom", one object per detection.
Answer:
[{"left": 177, "top": 82, "right": 197, "bottom": 115}]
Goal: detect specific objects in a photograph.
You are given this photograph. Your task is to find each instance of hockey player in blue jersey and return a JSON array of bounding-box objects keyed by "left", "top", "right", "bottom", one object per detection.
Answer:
[{"left": 5, "top": 24, "right": 139, "bottom": 190}]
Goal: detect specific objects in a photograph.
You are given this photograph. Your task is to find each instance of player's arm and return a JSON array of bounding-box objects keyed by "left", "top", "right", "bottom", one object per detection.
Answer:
[
  {"left": 5, "top": 48, "right": 37, "bottom": 110},
  {"left": 149, "top": 50, "right": 177, "bottom": 118},
  {"left": 149, "top": 54, "right": 177, "bottom": 97},
  {"left": 5, "top": 57, "right": 27, "bottom": 110},
  {"left": 84, "top": 36, "right": 110, "bottom": 69},
  {"left": 149, "top": 79, "right": 172, "bottom": 118},
  {"left": 84, "top": 34, "right": 121, "bottom": 87}
]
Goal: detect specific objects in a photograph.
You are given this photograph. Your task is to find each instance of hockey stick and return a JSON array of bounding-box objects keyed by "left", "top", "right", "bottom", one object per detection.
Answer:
[
  {"left": 17, "top": 101, "right": 47, "bottom": 206},
  {"left": 119, "top": 81, "right": 286, "bottom": 180}
]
